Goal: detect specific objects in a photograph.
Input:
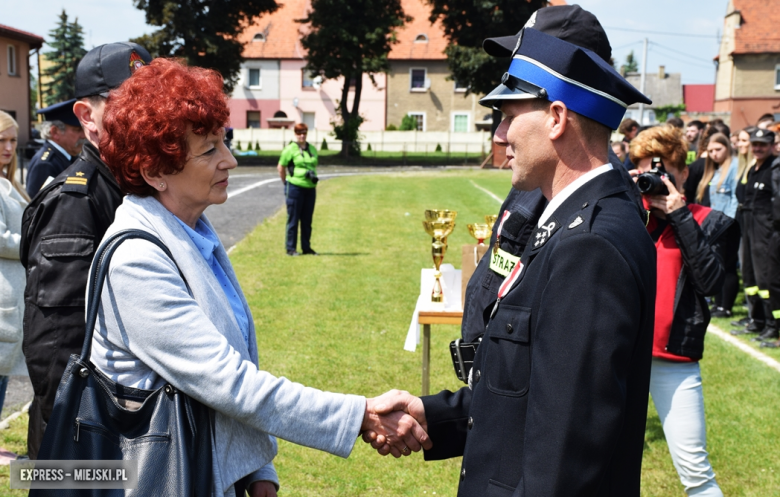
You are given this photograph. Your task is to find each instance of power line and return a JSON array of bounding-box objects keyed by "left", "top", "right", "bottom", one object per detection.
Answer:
[
  {"left": 612, "top": 40, "right": 644, "bottom": 51},
  {"left": 647, "top": 47, "right": 715, "bottom": 70},
  {"left": 604, "top": 26, "right": 718, "bottom": 39},
  {"left": 649, "top": 42, "right": 714, "bottom": 64}
]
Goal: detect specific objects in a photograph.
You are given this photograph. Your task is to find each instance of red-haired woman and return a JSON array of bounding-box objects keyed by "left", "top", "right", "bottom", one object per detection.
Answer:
[
  {"left": 277, "top": 122, "right": 318, "bottom": 256},
  {"left": 92, "top": 58, "right": 429, "bottom": 497}
]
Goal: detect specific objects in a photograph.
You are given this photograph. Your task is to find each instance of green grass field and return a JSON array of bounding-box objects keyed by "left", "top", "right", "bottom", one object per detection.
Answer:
[{"left": 2, "top": 170, "right": 779, "bottom": 496}]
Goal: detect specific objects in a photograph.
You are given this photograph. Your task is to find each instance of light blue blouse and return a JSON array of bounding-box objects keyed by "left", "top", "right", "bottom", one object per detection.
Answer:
[
  {"left": 175, "top": 217, "right": 250, "bottom": 349},
  {"left": 708, "top": 157, "right": 739, "bottom": 218}
]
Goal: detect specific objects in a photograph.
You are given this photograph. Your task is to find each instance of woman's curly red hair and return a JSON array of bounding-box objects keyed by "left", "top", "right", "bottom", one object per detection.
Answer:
[{"left": 100, "top": 58, "right": 229, "bottom": 196}]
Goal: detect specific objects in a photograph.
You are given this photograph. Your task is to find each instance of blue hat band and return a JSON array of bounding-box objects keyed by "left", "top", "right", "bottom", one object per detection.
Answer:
[{"left": 508, "top": 56, "right": 627, "bottom": 129}]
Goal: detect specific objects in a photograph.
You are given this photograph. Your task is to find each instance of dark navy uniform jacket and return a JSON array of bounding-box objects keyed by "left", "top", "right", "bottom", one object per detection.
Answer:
[
  {"left": 19, "top": 142, "right": 123, "bottom": 458},
  {"left": 422, "top": 169, "right": 656, "bottom": 497},
  {"left": 461, "top": 150, "right": 646, "bottom": 343},
  {"left": 25, "top": 140, "right": 73, "bottom": 198}
]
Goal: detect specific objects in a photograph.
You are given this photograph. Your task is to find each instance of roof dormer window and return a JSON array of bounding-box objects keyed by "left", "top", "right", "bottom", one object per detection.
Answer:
[
  {"left": 414, "top": 34, "right": 428, "bottom": 43},
  {"left": 253, "top": 33, "right": 266, "bottom": 42}
]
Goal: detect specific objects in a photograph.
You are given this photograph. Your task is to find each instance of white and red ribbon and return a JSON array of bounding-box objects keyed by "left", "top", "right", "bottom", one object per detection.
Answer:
[
  {"left": 496, "top": 211, "right": 511, "bottom": 238},
  {"left": 497, "top": 259, "right": 524, "bottom": 299}
]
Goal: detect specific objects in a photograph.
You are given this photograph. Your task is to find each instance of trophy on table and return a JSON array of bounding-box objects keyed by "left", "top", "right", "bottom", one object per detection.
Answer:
[
  {"left": 422, "top": 209, "right": 457, "bottom": 303},
  {"left": 485, "top": 214, "right": 498, "bottom": 227},
  {"left": 466, "top": 223, "right": 491, "bottom": 246}
]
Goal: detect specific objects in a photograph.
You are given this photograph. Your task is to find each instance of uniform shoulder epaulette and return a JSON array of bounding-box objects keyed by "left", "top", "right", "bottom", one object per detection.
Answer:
[
  {"left": 60, "top": 160, "right": 97, "bottom": 194},
  {"left": 39, "top": 147, "right": 52, "bottom": 162}
]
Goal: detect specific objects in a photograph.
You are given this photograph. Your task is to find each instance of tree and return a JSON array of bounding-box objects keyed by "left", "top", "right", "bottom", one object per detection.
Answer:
[
  {"left": 131, "top": 0, "right": 278, "bottom": 93},
  {"left": 621, "top": 50, "right": 639, "bottom": 75},
  {"left": 42, "top": 10, "right": 87, "bottom": 106},
  {"left": 427, "top": 0, "right": 547, "bottom": 134},
  {"left": 653, "top": 103, "right": 686, "bottom": 122},
  {"left": 300, "top": 0, "right": 410, "bottom": 157}
]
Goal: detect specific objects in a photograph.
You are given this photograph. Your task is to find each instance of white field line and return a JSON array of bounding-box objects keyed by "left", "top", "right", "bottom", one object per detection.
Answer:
[
  {"left": 470, "top": 180, "right": 504, "bottom": 204},
  {"left": 0, "top": 401, "right": 31, "bottom": 430},
  {"left": 709, "top": 324, "right": 780, "bottom": 374},
  {"left": 227, "top": 178, "right": 279, "bottom": 199}
]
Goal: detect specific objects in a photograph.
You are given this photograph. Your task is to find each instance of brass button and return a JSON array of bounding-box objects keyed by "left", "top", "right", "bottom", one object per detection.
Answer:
[
  {"left": 506, "top": 323, "right": 513, "bottom": 334},
  {"left": 467, "top": 417, "right": 473, "bottom": 430}
]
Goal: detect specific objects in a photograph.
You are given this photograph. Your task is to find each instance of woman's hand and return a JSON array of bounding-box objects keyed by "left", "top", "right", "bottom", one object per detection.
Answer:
[
  {"left": 644, "top": 174, "right": 687, "bottom": 214},
  {"left": 628, "top": 168, "right": 641, "bottom": 181},
  {"left": 249, "top": 480, "right": 277, "bottom": 497}
]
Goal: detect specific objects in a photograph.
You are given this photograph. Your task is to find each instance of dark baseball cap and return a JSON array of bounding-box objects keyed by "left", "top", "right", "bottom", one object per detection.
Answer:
[
  {"left": 37, "top": 98, "right": 79, "bottom": 126},
  {"left": 482, "top": 5, "right": 612, "bottom": 63},
  {"left": 750, "top": 128, "right": 775, "bottom": 144},
  {"left": 75, "top": 42, "right": 152, "bottom": 98}
]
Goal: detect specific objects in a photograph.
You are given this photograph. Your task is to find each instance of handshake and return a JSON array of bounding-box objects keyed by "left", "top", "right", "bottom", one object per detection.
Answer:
[{"left": 360, "top": 389, "right": 431, "bottom": 458}]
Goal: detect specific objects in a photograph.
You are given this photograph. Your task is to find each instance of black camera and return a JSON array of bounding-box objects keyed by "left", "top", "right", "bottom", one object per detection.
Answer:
[
  {"left": 304, "top": 169, "right": 319, "bottom": 184},
  {"left": 637, "top": 157, "right": 675, "bottom": 196}
]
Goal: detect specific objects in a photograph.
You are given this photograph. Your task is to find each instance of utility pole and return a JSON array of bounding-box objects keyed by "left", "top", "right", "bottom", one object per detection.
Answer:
[{"left": 638, "top": 37, "right": 648, "bottom": 125}]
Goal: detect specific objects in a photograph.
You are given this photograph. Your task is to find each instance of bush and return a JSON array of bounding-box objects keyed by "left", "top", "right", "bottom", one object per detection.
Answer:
[
  {"left": 367, "top": 143, "right": 372, "bottom": 151},
  {"left": 399, "top": 115, "right": 417, "bottom": 131},
  {"left": 321, "top": 138, "right": 328, "bottom": 151},
  {"left": 255, "top": 141, "right": 261, "bottom": 151},
  {"left": 236, "top": 142, "right": 242, "bottom": 151},
  {"left": 435, "top": 143, "right": 442, "bottom": 152},
  {"left": 385, "top": 124, "right": 398, "bottom": 131}
]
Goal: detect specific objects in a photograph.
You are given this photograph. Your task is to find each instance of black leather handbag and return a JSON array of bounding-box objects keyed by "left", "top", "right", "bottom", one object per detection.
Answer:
[{"left": 33, "top": 229, "right": 213, "bottom": 496}]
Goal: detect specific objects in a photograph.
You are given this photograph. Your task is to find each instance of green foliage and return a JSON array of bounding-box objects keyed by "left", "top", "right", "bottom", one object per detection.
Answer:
[
  {"left": 42, "top": 10, "right": 87, "bottom": 106},
  {"left": 300, "top": 0, "right": 409, "bottom": 156},
  {"left": 621, "top": 50, "right": 639, "bottom": 75},
  {"left": 435, "top": 143, "right": 442, "bottom": 152},
  {"left": 653, "top": 104, "right": 687, "bottom": 122},
  {"left": 30, "top": 71, "right": 38, "bottom": 118},
  {"left": 321, "top": 137, "right": 328, "bottom": 150},
  {"left": 385, "top": 123, "right": 397, "bottom": 131},
  {"left": 399, "top": 114, "right": 417, "bottom": 131},
  {"left": 367, "top": 143, "right": 372, "bottom": 152},
  {"left": 236, "top": 141, "right": 243, "bottom": 151},
  {"left": 255, "top": 141, "right": 261, "bottom": 151},
  {"left": 130, "top": 0, "right": 278, "bottom": 93},
  {"left": 427, "top": 0, "right": 546, "bottom": 97}
]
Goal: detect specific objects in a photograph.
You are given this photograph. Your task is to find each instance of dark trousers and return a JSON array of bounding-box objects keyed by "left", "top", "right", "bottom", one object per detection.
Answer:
[
  {"left": 742, "top": 210, "right": 774, "bottom": 327},
  {"left": 285, "top": 183, "right": 316, "bottom": 252},
  {"left": 715, "top": 223, "right": 740, "bottom": 312}
]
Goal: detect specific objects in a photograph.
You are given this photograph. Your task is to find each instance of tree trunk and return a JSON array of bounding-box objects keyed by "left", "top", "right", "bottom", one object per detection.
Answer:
[{"left": 339, "top": 76, "right": 351, "bottom": 157}]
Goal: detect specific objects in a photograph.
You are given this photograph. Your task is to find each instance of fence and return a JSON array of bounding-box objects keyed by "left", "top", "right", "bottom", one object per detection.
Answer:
[{"left": 232, "top": 128, "right": 491, "bottom": 155}]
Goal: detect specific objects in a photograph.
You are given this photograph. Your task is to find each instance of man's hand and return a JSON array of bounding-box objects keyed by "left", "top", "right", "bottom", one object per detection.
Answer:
[
  {"left": 361, "top": 389, "right": 431, "bottom": 457},
  {"left": 248, "top": 480, "right": 277, "bottom": 497},
  {"left": 645, "top": 174, "right": 687, "bottom": 214}
]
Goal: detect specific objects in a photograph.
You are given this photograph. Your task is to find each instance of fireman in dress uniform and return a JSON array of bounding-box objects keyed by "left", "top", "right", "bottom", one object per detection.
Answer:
[
  {"left": 368, "top": 25, "right": 657, "bottom": 496},
  {"left": 20, "top": 42, "right": 152, "bottom": 459},
  {"left": 25, "top": 100, "right": 84, "bottom": 197},
  {"left": 460, "top": 5, "right": 647, "bottom": 343}
]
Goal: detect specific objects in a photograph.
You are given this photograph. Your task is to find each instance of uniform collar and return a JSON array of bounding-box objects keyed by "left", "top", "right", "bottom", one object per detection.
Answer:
[
  {"left": 47, "top": 139, "right": 71, "bottom": 161},
  {"left": 537, "top": 164, "right": 612, "bottom": 227}
]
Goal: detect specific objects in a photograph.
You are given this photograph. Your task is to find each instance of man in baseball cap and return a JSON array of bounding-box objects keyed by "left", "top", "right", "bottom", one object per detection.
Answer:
[
  {"left": 20, "top": 42, "right": 151, "bottom": 459},
  {"left": 368, "top": 8, "right": 658, "bottom": 496}
]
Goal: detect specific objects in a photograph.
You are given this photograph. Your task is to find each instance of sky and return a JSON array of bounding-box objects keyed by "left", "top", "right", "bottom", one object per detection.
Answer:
[{"left": 2, "top": 0, "right": 725, "bottom": 86}]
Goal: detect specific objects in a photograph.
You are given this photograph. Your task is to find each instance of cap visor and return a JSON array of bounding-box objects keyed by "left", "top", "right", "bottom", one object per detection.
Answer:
[
  {"left": 479, "top": 83, "right": 538, "bottom": 109},
  {"left": 483, "top": 35, "right": 518, "bottom": 57}
]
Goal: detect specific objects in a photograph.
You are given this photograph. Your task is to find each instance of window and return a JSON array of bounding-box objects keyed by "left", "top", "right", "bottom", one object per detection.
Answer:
[
  {"left": 253, "top": 33, "right": 265, "bottom": 42},
  {"left": 454, "top": 79, "right": 468, "bottom": 92},
  {"left": 775, "top": 65, "right": 780, "bottom": 90},
  {"left": 302, "top": 112, "right": 315, "bottom": 129},
  {"left": 273, "top": 110, "right": 288, "bottom": 118},
  {"left": 248, "top": 68, "right": 260, "bottom": 88},
  {"left": 452, "top": 112, "right": 469, "bottom": 132},
  {"left": 7, "top": 45, "right": 17, "bottom": 76},
  {"left": 410, "top": 68, "right": 427, "bottom": 91},
  {"left": 302, "top": 70, "right": 315, "bottom": 88},
  {"left": 408, "top": 112, "right": 425, "bottom": 131},
  {"left": 414, "top": 34, "right": 428, "bottom": 43},
  {"left": 247, "top": 111, "right": 261, "bottom": 128}
]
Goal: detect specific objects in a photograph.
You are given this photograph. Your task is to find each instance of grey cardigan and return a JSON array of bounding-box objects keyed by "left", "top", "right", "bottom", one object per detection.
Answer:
[
  {"left": 0, "top": 178, "right": 28, "bottom": 377},
  {"left": 91, "top": 195, "right": 365, "bottom": 497}
]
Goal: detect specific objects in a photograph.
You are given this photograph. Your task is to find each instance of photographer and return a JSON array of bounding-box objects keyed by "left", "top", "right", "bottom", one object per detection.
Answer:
[
  {"left": 277, "top": 122, "right": 319, "bottom": 256},
  {"left": 630, "top": 125, "right": 736, "bottom": 497}
]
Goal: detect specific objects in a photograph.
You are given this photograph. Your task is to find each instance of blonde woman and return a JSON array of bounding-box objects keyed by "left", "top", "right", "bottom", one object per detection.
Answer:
[{"left": 0, "top": 111, "right": 30, "bottom": 461}]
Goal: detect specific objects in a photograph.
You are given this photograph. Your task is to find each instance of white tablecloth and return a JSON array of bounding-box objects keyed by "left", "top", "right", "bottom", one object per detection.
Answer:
[{"left": 404, "top": 264, "right": 462, "bottom": 352}]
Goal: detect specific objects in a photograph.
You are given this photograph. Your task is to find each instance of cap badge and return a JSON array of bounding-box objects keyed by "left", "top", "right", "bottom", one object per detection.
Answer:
[
  {"left": 524, "top": 11, "right": 538, "bottom": 29},
  {"left": 129, "top": 51, "right": 146, "bottom": 73},
  {"left": 757, "top": 130, "right": 764, "bottom": 137}
]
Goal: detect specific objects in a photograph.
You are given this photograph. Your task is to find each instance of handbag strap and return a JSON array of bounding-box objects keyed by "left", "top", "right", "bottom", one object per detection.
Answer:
[{"left": 80, "top": 229, "right": 185, "bottom": 361}]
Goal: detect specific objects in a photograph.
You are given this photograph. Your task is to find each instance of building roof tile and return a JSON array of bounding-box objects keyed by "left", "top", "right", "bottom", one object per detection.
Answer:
[
  {"left": 0, "top": 24, "right": 44, "bottom": 49},
  {"left": 731, "top": 0, "right": 780, "bottom": 54}
]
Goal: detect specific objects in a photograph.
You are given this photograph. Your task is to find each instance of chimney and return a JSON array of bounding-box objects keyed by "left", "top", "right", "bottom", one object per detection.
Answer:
[{"left": 659, "top": 65, "right": 666, "bottom": 79}]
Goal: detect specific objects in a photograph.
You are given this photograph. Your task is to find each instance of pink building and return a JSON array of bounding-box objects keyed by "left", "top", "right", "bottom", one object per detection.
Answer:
[{"left": 231, "top": 0, "right": 386, "bottom": 130}]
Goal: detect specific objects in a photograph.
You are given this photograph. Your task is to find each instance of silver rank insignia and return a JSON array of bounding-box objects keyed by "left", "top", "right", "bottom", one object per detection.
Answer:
[
  {"left": 568, "top": 216, "right": 584, "bottom": 229},
  {"left": 533, "top": 221, "right": 557, "bottom": 247}
]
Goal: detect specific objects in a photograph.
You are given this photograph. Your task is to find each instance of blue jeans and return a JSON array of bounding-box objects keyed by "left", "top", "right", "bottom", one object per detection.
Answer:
[
  {"left": 0, "top": 375, "right": 8, "bottom": 414},
  {"left": 650, "top": 359, "right": 723, "bottom": 497},
  {"left": 285, "top": 183, "right": 316, "bottom": 252}
]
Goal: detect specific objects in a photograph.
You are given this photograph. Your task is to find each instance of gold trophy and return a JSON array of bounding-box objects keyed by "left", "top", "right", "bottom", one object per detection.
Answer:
[
  {"left": 423, "top": 209, "right": 457, "bottom": 303},
  {"left": 467, "top": 223, "right": 492, "bottom": 245},
  {"left": 485, "top": 215, "right": 498, "bottom": 227}
]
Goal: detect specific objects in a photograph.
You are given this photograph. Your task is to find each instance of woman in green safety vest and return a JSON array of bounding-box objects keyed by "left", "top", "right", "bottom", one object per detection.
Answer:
[{"left": 277, "top": 123, "right": 319, "bottom": 256}]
